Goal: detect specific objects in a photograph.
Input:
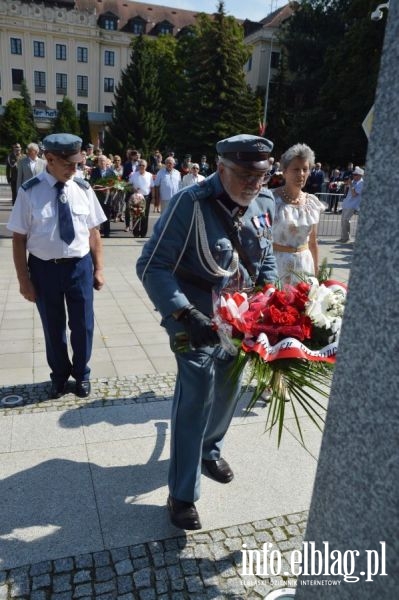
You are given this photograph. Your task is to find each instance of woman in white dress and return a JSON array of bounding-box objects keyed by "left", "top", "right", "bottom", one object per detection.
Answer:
[{"left": 272, "top": 143, "right": 324, "bottom": 284}]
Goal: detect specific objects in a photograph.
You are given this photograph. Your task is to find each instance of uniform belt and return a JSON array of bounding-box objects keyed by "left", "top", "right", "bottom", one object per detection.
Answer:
[
  {"left": 273, "top": 243, "right": 309, "bottom": 253},
  {"left": 48, "top": 257, "right": 81, "bottom": 264}
]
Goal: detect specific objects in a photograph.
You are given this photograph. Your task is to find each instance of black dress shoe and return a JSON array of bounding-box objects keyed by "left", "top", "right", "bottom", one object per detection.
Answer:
[
  {"left": 202, "top": 458, "right": 234, "bottom": 483},
  {"left": 49, "top": 381, "right": 67, "bottom": 399},
  {"left": 75, "top": 380, "right": 91, "bottom": 398},
  {"left": 167, "top": 495, "right": 202, "bottom": 530}
]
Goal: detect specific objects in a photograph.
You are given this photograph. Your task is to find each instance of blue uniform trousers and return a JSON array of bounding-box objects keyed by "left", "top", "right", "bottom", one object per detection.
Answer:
[
  {"left": 168, "top": 342, "right": 242, "bottom": 503},
  {"left": 28, "top": 253, "right": 94, "bottom": 385}
]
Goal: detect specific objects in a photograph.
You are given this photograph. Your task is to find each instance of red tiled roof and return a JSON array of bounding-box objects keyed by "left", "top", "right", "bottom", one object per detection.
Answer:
[{"left": 75, "top": 0, "right": 202, "bottom": 31}]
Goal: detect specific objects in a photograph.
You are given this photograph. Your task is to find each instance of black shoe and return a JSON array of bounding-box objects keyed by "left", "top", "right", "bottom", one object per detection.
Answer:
[
  {"left": 167, "top": 495, "right": 202, "bottom": 530},
  {"left": 75, "top": 380, "right": 91, "bottom": 398},
  {"left": 202, "top": 458, "right": 234, "bottom": 483},
  {"left": 49, "top": 380, "right": 67, "bottom": 399}
]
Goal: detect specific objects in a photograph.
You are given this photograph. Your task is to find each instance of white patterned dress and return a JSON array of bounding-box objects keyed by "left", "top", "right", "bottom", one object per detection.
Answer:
[{"left": 272, "top": 191, "right": 324, "bottom": 284}]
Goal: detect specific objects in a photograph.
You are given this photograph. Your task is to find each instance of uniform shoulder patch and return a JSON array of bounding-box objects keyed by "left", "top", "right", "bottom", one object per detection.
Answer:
[
  {"left": 73, "top": 177, "right": 90, "bottom": 189},
  {"left": 21, "top": 176, "right": 41, "bottom": 191}
]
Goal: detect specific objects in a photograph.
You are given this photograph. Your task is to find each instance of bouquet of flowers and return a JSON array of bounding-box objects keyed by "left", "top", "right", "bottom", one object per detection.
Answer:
[
  {"left": 92, "top": 175, "right": 132, "bottom": 193},
  {"left": 328, "top": 180, "right": 344, "bottom": 193},
  {"left": 213, "top": 267, "right": 347, "bottom": 446}
]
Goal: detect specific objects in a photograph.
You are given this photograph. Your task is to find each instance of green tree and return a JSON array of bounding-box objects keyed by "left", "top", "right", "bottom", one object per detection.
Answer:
[
  {"left": 78, "top": 106, "right": 91, "bottom": 147},
  {"left": 274, "top": 0, "right": 385, "bottom": 165},
  {"left": 174, "top": 1, "right": 259, "bottom": 158},
  {"left": 107, "top": 35, "right": 165, "bottom": 157},
  {"left": 20, "top": 79, "right": 36, "bottom": 131},
  {"left": 0, "top": 98, "right": 38, "bottom": 150},
  {"left": 52, "top": 96, "right": 80, "bottom": 134}
]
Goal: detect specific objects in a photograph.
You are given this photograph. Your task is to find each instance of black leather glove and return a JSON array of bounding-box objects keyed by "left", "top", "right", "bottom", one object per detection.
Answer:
[{"left": 179, "top": 306, "right": 220, "bottom": 349}]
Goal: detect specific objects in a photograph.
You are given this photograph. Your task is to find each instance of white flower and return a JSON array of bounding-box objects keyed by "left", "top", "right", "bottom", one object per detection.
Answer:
[{"left": 305, "top": 280, "right": 346, "bottom": 331}]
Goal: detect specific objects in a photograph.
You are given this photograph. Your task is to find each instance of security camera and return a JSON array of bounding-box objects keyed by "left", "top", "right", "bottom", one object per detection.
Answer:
[
  {"left": 371, "top": 8, "right": 383, "bottom": 20},
  {"left": 370, "top": 2, "right": 389, "bottom": 21}
]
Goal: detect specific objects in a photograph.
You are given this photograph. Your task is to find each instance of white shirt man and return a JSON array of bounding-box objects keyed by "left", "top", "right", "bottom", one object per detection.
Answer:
[
  {"left": 154, "top": 157, "right": 181, "bottom": 213},
  {"left": 180, "top": 164, "right": 205, "bottom": 188},
  {"left": 129, "top": 160, "right": 154, "bottom": 196}
]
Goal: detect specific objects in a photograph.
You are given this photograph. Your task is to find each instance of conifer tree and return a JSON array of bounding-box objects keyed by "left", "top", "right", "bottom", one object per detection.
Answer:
[
  {"left": 19, "top": 79, "right": 36, "bottom": 132},
  {"left": 52, "top": 96, "right": 80, "bottom": 135},
  {"left": 107, "top": 35, "right": 165, "bottom": 157},
  {"left": 174, "top": 1, "right": 259, "bottom": 158}
]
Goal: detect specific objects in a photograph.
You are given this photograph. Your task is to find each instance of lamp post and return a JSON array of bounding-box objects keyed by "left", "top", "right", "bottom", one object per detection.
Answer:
[{"left": 262, "top": 33, "right": 275, "bottom": 133}]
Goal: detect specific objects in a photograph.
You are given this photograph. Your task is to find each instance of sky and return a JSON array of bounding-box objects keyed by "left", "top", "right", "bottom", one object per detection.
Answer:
[{"left": 137, "top": 0, "right": 289, "bottom": 22}]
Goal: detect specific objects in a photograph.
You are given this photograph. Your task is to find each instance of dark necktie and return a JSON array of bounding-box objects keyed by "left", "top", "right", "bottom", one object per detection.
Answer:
[{"left": 55, "top": 181, "right": 75, "bottom": 245}]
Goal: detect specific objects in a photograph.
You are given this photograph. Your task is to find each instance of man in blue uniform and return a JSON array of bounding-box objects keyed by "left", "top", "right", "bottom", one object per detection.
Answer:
[
  {"left": 7, "top": 134, "right": 106, "bottom": 399},
  {"left": 136, "top": 134, "right": 277, "bottom": 530}
]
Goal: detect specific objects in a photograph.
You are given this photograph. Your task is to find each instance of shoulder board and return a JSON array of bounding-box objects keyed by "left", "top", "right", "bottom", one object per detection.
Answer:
[
  {"left": 21, "top": 176, "right": 41, "bottom": 191},
  {"left": 73, "top": 177, "right": 90, "bottom": 189}
]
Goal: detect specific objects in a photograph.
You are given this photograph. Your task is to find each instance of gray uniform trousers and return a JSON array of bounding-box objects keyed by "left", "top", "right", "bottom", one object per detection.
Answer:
[{"left": 166, "top": 334, "right": 242, "bottom": 502}]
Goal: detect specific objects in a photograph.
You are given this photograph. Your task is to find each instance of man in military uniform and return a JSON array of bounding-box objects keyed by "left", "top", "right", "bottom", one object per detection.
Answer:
[
  {"left": 136, "top": 134, "right": 277, "bottom": 530},
  {"left": 7, "top": 134, "right": 106, "bottom": 399}
]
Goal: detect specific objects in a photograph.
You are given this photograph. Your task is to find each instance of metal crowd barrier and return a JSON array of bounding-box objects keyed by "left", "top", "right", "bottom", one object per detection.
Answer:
[{"left": 315, "top": 193, "right": 358, "bottom": 238}]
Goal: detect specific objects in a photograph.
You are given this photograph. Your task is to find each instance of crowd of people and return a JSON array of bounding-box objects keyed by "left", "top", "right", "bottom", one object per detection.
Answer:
[
  {"left": 6, "top": 140, "right": 363, "bottom": 244},
  {"left": 5, "top": 132, "right": 364, "bottom": 532}
]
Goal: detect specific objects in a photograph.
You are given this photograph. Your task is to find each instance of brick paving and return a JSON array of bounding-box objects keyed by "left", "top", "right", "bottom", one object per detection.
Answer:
[{"left": 0, "top": 511, "right": 307, "bottom": 599}]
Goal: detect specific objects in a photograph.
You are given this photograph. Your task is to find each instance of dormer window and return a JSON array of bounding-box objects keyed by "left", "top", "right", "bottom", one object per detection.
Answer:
[
  {"left": 128, "top": 16, "right": 146, "bottom": 35},
  {"left": 156, "top": 20, "right": 173, "bottom": 35},
  {"left": 98, "top": 12, "right": 119, "bottom": 31}
]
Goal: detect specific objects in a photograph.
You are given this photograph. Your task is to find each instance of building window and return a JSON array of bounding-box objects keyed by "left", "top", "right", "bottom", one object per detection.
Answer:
[
  {"left": 270, "top": 51, "right": 280, "bottom": 70},
  {"left": 129, "top": 18, "right": 145, "bottom": 34},
  {"left": 12, "top": 69, "right": 24, "bottom": 91},
  {"left": 35, "top": 100, "right": 47, "bottom": 106},
  {"left": 77, "top": 75, "right": 88, "bottom": 97},
  {"left": 246, "top": 55, "right": 252, "bottom": 72},
  {"left": 104, "top": 106, "right": 113, "bottom": 113},
  {"left": 77, "top": 103, "right": 88, "bottom": 112},
  {"left": 77, "top": 47, "right": 88, "bottom": 63},
  {"left": 33, "top": 41, "right": 45, "bottom": 58},
  {"left": 157, "top": 21, "right": 173, "bottom": 35},
  {"left": 56, "top": 44, "right": 67, "bottom": 60},
  {"left": 11, "top": 38, "right": 22, "bottom": 54},
  {"left": 104, "top": 78, "right": 114, "bottom": 93},
  {"left": 34, "top": 71, "right": 46, "bottom": 93},
  {"left": 104, "top": 18, "right": 117, "bottom": 30},
  {"left": 104, "top": 50, "right": 115, "bottom": 66},
  {"left": 56, "top": 73, "right": 67, "bottom": 95}
]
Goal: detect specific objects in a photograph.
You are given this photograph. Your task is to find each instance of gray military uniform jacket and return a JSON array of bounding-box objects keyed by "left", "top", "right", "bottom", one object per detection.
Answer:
[{"left": 136, "top": 172, "right": 277, "bottom": 321}]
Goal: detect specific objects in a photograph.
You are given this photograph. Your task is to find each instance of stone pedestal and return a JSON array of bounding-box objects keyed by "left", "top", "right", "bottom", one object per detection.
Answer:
[{"left": 295, "top": 4, "right": 399, "bottom": 598}]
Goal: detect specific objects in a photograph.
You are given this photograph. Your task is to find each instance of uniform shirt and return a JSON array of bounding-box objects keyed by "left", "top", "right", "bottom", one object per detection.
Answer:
[
  {"left": 7, "top": 170, "right": 106, "bottom": 260},
  {"left": 154, "top": 167, "right": 181, "bottom": 201},
  {"left": 129, "top": 170, "right": 154, "bottom": 196},
  {"left": 342, "top": 178, "right": 363, "bottom": 211}
]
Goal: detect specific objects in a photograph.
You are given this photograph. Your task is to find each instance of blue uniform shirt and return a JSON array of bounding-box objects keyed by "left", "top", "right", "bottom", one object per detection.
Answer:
[{"left": 136, "top": 172, "right": 277, "bottom": 319}]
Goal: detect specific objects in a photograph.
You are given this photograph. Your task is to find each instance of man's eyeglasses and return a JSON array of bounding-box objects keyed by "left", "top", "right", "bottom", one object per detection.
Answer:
[{"left": 224, "top": 164, "right": 266, "bottom": 184}]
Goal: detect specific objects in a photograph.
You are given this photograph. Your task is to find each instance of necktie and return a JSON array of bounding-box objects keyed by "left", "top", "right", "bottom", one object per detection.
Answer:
[{"left": 55, "top": 181, "right": 75, "bottom": 245}]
